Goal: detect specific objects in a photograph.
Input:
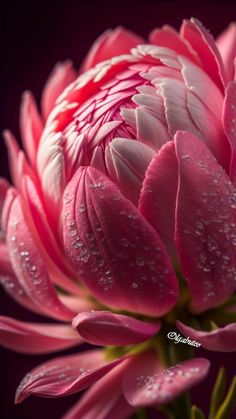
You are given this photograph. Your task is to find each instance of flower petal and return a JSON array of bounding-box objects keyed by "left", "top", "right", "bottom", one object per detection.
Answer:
[
  {"left": 175, "top": 131, "right": 236, "bottom": 312},
  {"left": 0, "top": 316, "right": 81, "bottom": 354},
  {"left": 6, "top": 196, "right": 76, "bottom": 321},
  {"left": 122, "top": 350, "right": 210, "bottom": 406},
  {"left": 15, "top": 349, "right": 124, "bottom": 403},
  {"left": 81, "top": 27, "right": 144, "bottom": 72},
  {"left": 216, "top": 23, "right": 236, "bottom": 81},
  {"left": 41, "top": 60, "right": 77, "bottom": 120},
  {"left": 181, "top": 18, "right": 226, "bottom": 89},
  {"left": 20, "top": 91, "right": 43, "bottom": 166},
  {"left": 63, "top": 167, "right": 179, "bottom": 316},
  {"left": 0, "top": 178, "right": 9, "bottom": 239},
  {"left": 62, "top": 360, "right": 133, "bottom": 419},
  {"left": 105, "top": 138, "right": 155, "bottom": 205},
  {"left": 177, "top": 320, "right": 236, "bottom": 352},
  {"left": 139, "top": 141, "right": 178, "bottom": 257},
  {"left": 72, "top": 310, "right": 160, "bottom": 346},
  {"left": 223, "top": 81, "right": 236, "bottom": 185}
]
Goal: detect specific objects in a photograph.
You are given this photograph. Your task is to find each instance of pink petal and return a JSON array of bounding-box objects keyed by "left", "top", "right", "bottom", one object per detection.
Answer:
[
  {"left": 6, "top": 196, "right": 76, "bottom": 321},
  {"left": 41, "top": 60, "right": 77, "bottom": 120},
  {"left": 122, "top": 350, "right": 210, "bottom": 406},
  {"left": 1, "top": 187, "right": 17, "bottom": 237},
  {"left": 149, "top": 25, "right": 200, "bottom": 65},
  {"left": 20, "top": 91, "right": 43, "bottom": 166},
  {"left": 175, "top": 131, "right": 236, "bottom": 313},
  {"left": 0, "top": 178, "right": 9, "bottom": 239},
  {"left": 62, "top": 360, "right": 133, "bottom": 419},
  {"left": 63, "top": 166, "right": 179, "bottom": 316},
  {"left": 3, "top": 130, "right": 20, "bottom": 189},
  {"left": 223, "top": 81, "right": 236, "bottom": 185},
  {"left": 216, "top": 23, "right": 236, "bottom": 81},
  {"left": 181, "top": 18, "right": 227, "bottom": 89},
  {"left": 177, "top": 320, "right": 236, "bottom": 352},
  {"left": 139, "top": 141, "right": 178, "bottom": 257},
  {"left": 15, "top": 349, "right": 124, "bottom": 403},
  {"left": 81, "top": 27, "right": 144, "bottom": 72},
  {"left": 0, "top": 316, "right": 81, "bottom": 354},
  {"left": 72, "top": 310, "right": 160, "bottom": 346},
  {"left": 105, "top": 138, "right": 155, "bottom": 205},
  {"left": 22, "top": 175, "right": 81, "bottom": 295},
  {"left": 0, "top": 242, "right": 45, "bottom": 315}
]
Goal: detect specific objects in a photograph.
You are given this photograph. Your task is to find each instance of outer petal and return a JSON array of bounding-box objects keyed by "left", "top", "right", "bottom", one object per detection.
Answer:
[
  {"left": 177, "top": 320, "right": 236, "bottom": 352},
  {"left": 223, "top": 81, "right": 236, "bottom": 185},
  {"left": 122, "top": 350, "right": 210, "bottom": 406},
  {"left": 15, "top": 349, "right": 124, "bottom": 403},
  {"left": 63, "top": 167, "right": 179, "bottom": 316},
  {"left": 149, "top": 25, "right": 200, "bottom": 65},
  {"left": 0, "top": 178, "right": 9, "bottom": 239},
  {"left": 81, "top": 27, "right": 144, "bottom": 72},
  {"left": 0, "top": 316, "right": 81, "bottom": 354},
  {"left": 216, "top": 23, "right": 236, "bottom": 81},
  {"left": 139, "top": 141, "right": 178, "bottom": 256},
  {"left": 62, "top": 360, "right": 133, "bottom": 419},
  {"left": 20, "top": 91, "right": 43, "bottom": 166},
  {"left": 6, "top": 196, "right": 76, "bottom": 321},
  {"left": 41, "top": 60, "right": 77, "bottom": 120},
  {"left": 72, "top": 310, "right": 160, "bottom": 346},
  {"left": 175, "top": 131, "right": 236, "bottom": 312},
  {"left": 105, "top": 138, "right": 156, "bottom": 205},
  {"left": 180, "top": 18, "right": 227, "bottom": 89}
]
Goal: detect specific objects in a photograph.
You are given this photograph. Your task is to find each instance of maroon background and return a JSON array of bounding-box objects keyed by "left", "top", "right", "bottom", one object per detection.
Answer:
[{"left": 1, "top": 0, "right": 236, "bottom": 418}]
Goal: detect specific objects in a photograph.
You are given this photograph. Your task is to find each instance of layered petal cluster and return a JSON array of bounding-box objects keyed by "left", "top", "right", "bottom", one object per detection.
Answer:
[{"left": 1, "top": 18, "right": 236, "bottom": 418}]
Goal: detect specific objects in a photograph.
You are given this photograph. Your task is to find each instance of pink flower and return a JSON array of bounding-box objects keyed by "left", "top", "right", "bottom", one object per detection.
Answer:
[{"left": 1, "top": 18, "right": 236, "bottom": 418}]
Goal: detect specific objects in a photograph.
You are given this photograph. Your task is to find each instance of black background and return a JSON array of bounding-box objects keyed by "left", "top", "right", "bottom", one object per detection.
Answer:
[{"left": 1, "top": 0, "right": 236, "bottom": 418}]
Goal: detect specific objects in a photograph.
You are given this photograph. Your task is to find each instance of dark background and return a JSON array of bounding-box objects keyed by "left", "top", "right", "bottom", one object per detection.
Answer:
[{"left": 1, "top": 0, "right": 236, "bottom": 418}]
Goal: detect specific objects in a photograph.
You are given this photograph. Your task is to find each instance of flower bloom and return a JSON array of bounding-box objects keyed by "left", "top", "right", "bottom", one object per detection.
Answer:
[{"left": 0, "top": 18, "right": 236, "bottom": 418}]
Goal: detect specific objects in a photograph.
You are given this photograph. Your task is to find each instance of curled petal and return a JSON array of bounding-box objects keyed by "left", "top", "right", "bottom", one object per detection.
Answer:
[
  {"left": 216, "top": 23, "right": 236, "bottom": 81},
  {"left": 105, "top": 138, "right": 155, "bottom": 205},
  {"left": 15, "top": 349, "right": 124, "bottom": 403},
  {"left": 177, "top": 320, "right": 236, "bottom": 352},
  {"left": 139, "top": 141, "right": 178, "bottom": 256},
  {"left": 73, "top": 310, "right": 160, "bottom": 346},
  {"left": 175, "top": 131, "right": 236, "bottom": 312},
  {"left": 62, "top": 360, "right": 133, "bottom": 419},
  {"left": 0, "top": 316, "right": 81, "bottom": 354},
  {"left": 6, "top": 196, "right": 76, "bottom": 321},
  {"left": 81, "top": 27, "right": 144, "bottom": 72},
  {"left": 181, "top": 18, "right": 226, "bottom": 88},
  {"left": 20, "top": 91, "right": 43, "bottom": 166},
  {"left": 41, "top": 60, "right": 77, "bottom": 120},
  {"left": 223, "top": 81, "right": 236, "bottom": 185},
  {"left": 122, "top": 350, "right": 210, "bottom": 406},
  {"left": 63, "top": 167, "right": 179, "bottom": 316}
]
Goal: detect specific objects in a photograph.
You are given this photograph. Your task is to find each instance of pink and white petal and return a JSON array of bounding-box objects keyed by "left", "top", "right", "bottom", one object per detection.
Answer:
[
  {"left": 177, "top": 320, "right": 236, "bottom": 352},
  {"left": 180, "top": 18, "right": 227, "bottom": 88},
  {"left": 105, "top": 138, "right": 155, "bottom": 205},
  {"left": 175, "top": 131, "right": 236, "bottom": 313},
  {"left": 0, "top": 178, "right": 9, "bottom": 238},
  {"left": 63, "top": 167, "right": 179, "bottom": 317},
  {"left": 41, "top": 61, "right": 77, "bottom": 120},
  {"left": 15, "top": 349, "right": 124, "bottom": 403},
  {"left": 22, "top": 175, "right": 81, "bottom": 295},
  {"left": 72, "top": 310, "right": 160, "bottom": 346},
  {"left": 81, "top": 27, "right": 144, "bottom": 72},
  {"left": 6, "top": 196, "right": 76, "bottom": 321},
  {"left": 223, "top": 81, "right": 236, "bottom": 185},
  {"left": 0, "top": 316, "right": 81, "bottom": 354},
  {"left": 62, "top": 360, "right": 133, "bottom": 419},
  {"left": 139, "top": 141, "right": 178, "bottom": 257},
  {"left": 149, "top": 25, "right": 200, "bottom": 65},
  {"left": 20, "top": 91, "right": 43, "bottom": 166},
  {"left": 1, "top": 187, "right": 17, "bottom": 237},
  {"left": 216, "top": 23, "right": 236, "bottom": 82},
  {"left": 135, "top": 108, "right": 171, "bottom": 151},
  {"left": 122, "top": 350, "right": 210, "bottom": 407}
]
